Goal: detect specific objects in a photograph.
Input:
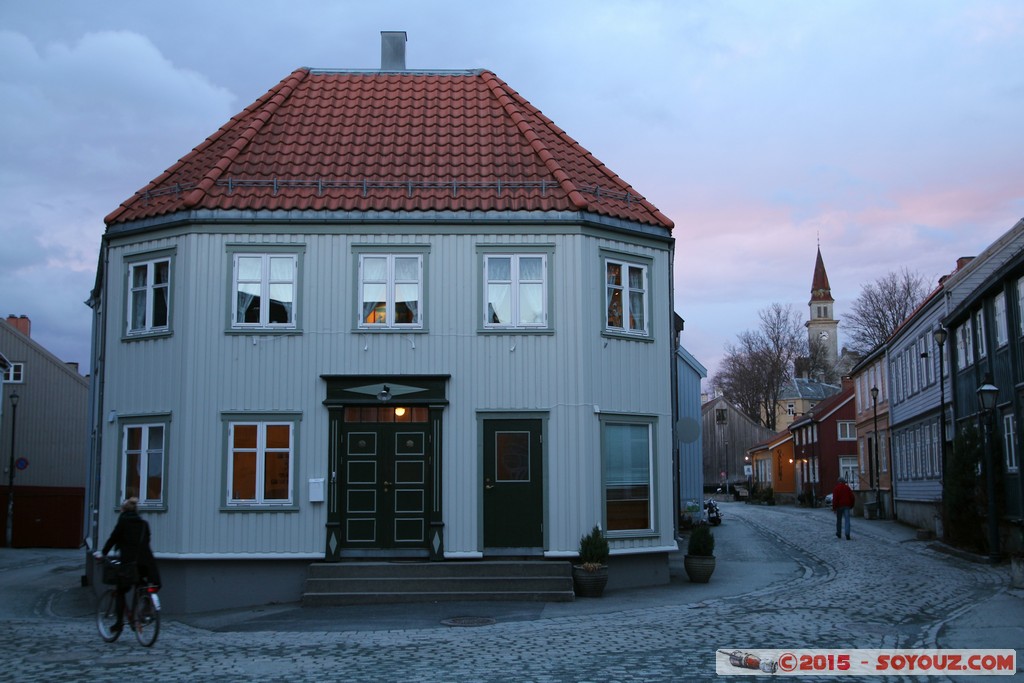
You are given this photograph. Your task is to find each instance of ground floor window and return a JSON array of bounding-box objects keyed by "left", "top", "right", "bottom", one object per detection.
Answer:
[
  {"left": 120, "top": 420, "right": 167, "bottom": 508},
  {"left": 602, "top": 418, "right": 654, "bottom": 533},
  {"left": 839, "top": 457, "right": 858, "bottom": 485},
  {"left": 224, "top": 414, "right": 300, "bottom": 507}
]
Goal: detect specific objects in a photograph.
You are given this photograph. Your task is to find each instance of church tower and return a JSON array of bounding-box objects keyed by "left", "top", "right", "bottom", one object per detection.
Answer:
[{"left": 806, "top": 246, "right": 839, "bottom": 368}]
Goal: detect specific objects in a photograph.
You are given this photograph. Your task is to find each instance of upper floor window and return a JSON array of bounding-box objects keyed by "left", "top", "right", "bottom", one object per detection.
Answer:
[
  {"left": 232, "top": 253, "right": 297, "bottom": 329},
  {"left": 484, "top": 254, "right": 547, "bottom": 329},
  {"left": 994, "top": 292, "right": 1008, "bottom": 347},
  {"left": 975, "top": 310, "right": 987, "bottom": 359},
  {"left": 121, "top": 421, "right": 167, "bottom": 508},
  {"left": 956, "top": 320, "right": 973, "bottom": 370},
  {"left": 2, "top": 362, "right": 24, "bottom": 383},
  {"left": 605, "top": 259, "right": 648, "bottom": 336},
  {"left": 359, "top": 254, "right": 422, "bottom": 329},
  {"left": 1018, "top": 276, "right": 1024, "bottom": 336},
  {"left": 838, "top": 421, "right": 856, "bottom": 440},
  {"left": 127, "top": 258, "right": 170, "bottom": 336}
]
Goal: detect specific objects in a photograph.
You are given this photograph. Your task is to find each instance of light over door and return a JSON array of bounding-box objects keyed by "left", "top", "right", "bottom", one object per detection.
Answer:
[{"left": 483, "top": 419, "right": 543, "bottom": 552}]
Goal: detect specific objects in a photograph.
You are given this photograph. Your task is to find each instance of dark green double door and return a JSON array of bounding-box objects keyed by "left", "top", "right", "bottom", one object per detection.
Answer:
[
  {"left": 338, "top": 407, "right": 431, "bottom": 550},
  {"left": 483, "top": 418, "right": 544, "bottom": 553}
]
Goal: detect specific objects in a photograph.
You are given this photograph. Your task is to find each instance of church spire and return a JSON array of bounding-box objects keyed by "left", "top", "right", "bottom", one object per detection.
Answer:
[{"left": 810, "top": 246, "right": 834, "bottom": 303}]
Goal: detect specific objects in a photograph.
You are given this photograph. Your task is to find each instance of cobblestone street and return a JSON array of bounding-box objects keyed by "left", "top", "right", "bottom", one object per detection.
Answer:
[{"left": 2, "top": 503, "right": 1020, "bottom": 682}]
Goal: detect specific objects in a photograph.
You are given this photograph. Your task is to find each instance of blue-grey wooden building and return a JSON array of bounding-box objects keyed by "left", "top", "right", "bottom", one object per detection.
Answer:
[{"left": 86, "top": 37, "right": 680, "bottom": 611}]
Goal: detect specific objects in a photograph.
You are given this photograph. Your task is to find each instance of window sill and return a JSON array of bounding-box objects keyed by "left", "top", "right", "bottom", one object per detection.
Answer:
[
  {"left": 221, "top": 503, "right": 299, "bottom": 512},
  {"left": 602, "top": 330, "right": 653, "bottom": 343},
  {"left": 122, "top": 330, "right": 173, "bottom": 342},
  {"left": 225, "top": 328, "right": 301, "bottom": 336}
]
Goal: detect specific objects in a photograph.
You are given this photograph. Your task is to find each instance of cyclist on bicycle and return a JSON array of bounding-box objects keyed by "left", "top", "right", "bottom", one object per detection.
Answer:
[{"left": 98, "top": 497, "right": 160, "bottom": 634}]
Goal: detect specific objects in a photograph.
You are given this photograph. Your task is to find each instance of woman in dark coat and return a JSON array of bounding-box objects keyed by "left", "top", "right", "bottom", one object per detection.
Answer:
[{"left": 98, "top": 498, "right": 160, "bottom": 632}]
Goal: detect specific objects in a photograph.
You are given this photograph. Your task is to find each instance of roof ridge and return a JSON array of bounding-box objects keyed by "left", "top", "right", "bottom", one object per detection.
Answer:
[
  {"left": 479, "top": 71, "right": 588, "bottom": 211},
  {"left": 182, "top": 68, "right": 310, "bottom": 209}
]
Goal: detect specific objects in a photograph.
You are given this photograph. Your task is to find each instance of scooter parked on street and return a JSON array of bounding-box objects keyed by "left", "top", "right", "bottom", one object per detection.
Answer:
[{"left": 704, "top": 499, "right": 722, "bottom": 526}]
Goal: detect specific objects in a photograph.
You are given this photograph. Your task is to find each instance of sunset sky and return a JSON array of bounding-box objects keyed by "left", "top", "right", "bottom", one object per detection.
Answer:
[{"left": 2, "top": 0, "right": 1022, "bottom": 379}]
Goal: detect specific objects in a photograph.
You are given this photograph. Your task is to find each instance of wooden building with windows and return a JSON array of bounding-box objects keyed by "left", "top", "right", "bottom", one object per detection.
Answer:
[
  {"left": 1, "top": 316, "right": 89, "bottom": 548},
  {"left": 86, "top": 34, "right": 680, "bottom": 611},
  {"left": 941, "top": 218, "right": 1024, "bottom": 557}
]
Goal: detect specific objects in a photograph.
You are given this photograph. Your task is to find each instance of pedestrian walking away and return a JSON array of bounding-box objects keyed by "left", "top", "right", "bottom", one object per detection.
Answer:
[
  {"left": 832, "top": 477, "right": 855, "bottom": 540},
  {"left": 96, "top": 497, "right": 161, "bottom": 635}
]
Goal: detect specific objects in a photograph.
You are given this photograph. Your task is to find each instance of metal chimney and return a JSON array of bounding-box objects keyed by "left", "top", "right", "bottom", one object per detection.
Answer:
[{"left": 381, "top": 31, "right": 407, "bottom": 70}]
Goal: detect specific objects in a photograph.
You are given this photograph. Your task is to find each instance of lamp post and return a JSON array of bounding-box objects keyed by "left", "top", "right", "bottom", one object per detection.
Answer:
[
  {"left": 870, "top": 386, "right": 880, "bottom": 519},
  {"left": 976, "top": 380, "right": 1001, "bottom": 563},
  {"left": 933, "top": 327, "right": 948, "bottom": 537},
  {"left": 6, "top": 391, "right": 19, "bottom": 548}
]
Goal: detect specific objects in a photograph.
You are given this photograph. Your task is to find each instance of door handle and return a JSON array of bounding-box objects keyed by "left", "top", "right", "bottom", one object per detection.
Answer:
[
  {"left": 383, "top": 480, "right": 392, "bottom": 493},
  {"left": 484, "top": 477, "right": 495, "bottom": 491}
]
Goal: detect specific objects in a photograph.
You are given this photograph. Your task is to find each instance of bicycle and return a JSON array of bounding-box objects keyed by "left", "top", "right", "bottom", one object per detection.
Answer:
[{"left": 96, "top": 580, "right": 161, "bottom": 647}]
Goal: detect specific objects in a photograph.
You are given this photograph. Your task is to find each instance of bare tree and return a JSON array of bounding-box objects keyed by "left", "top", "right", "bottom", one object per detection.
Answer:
[
  {"left": 845, "top": 268, "right": 930, "bottom": 354},
  {"left": 712, "top": 303, "right": 804, "bottom": 431}
]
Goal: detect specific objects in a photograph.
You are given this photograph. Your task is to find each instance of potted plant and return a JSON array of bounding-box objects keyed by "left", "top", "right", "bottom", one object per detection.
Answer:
[
  {"left": 684, "top": 523, "right": 716, "bottom": 583},
  {"left": 572, "top": 525, "right": 609, "bottom": 597}
]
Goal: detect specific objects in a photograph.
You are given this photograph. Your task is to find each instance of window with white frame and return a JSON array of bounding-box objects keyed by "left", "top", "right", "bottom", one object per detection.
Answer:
[
  {"left": 839, "top": 457, "right": 858, "bottom": 486},
  {"left": 1004, "top": 412, "right": 1019, "bottom": 472},
  {"left": 975, "top": 310, "right": 987, "bottom": 358},
  {"left": 232, "top": 253, "right": 298, "bottom": 329},
  {"left": 126, "top": 257, "right": 170, "bottom": 335},
  {"left": 226, "top": 418, "right": 297, "bottom": 506},
  {"left": 602, "top": 419, "right": 653, "bottom": 533},
  {"left": 359, "top": 254, "right": 423, "bottom": 328},
  {"left": 2, "top": 362, "right": 24, "bottom": 383},
  {"left": 913, "top": 348, "right": 921, "bottom": 395},
  {"left": 956, "top": 320, "right": 973, "bottom": 370},
  {"left": 1018, "top": 276, "right": 1024, "bottom": 336},
  {"left": 994, "top": 292, "right": 1008, "bottom": 347},
  {"left": 838, "top": 421, "right": 856, "bottom": 440},
  {"left": 484, "top": 254, "right": 547, "bottom": 329},
  {"left": 121, "top": 421, "right": 167, "bottom": 507},
  {"left": 787, "top": 403, "right": 795, "bottom": 416},
  {"left": 605, "top": 258, "right": 648, "bottom": 336}
]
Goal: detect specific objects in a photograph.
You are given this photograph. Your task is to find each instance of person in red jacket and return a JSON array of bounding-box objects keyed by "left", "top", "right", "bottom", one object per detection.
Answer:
[{"left": 832, "top": 477, "right": 855, "bottom": 540}]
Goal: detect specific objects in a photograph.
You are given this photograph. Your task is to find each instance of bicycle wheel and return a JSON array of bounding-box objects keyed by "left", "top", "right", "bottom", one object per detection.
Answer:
[
  {"left": 133, "top": 590, "right": 160, "bottom": 647},
  {"left": 96, "top": 590, "right": 121, "bottom": 642}
]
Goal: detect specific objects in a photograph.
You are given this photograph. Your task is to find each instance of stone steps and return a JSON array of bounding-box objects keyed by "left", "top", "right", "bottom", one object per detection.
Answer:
[{"left": 301, "top": 560, "right": 575, "bottom": 606}]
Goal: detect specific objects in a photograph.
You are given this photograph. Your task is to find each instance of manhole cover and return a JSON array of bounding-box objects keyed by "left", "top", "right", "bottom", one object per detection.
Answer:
[{"left": 441, "top": 616, "right": 496, "bottom": 627}]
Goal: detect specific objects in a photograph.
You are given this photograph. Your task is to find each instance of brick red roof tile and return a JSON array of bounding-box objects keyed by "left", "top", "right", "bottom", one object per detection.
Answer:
[{"left": 105, "top": 68, "right": 673, "bottom": 231}]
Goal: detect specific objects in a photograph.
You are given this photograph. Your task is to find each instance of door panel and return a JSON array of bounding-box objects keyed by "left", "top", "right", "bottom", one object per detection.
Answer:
[
  {"left": 483, "top": 419, "right": 543, "bottom": 550},
  {"left": 337, "top": 408, "right": 430, "bottom": 550}
]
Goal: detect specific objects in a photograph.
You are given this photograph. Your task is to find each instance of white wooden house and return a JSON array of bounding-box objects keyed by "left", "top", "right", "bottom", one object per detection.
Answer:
[{"left": 87, "top": 34, "right": 678, "bottom": 612}]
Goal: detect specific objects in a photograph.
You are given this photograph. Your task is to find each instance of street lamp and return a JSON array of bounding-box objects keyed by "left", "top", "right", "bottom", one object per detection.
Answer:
[
  {"left": 933, "top": 327, "right": 948, "bottom": 538},
  {"left": 6, "top": 391, "right": 19, "bottom": 548},
  {"left": 976, "top": 380, "right": 1001, "bottom": 563},
  {"left": 871, "top": 386, "right": 881, "bottom": 519}
]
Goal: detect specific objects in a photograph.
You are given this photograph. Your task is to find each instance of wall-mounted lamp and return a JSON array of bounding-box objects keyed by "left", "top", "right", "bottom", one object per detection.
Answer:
[
  {"left": 377, "top": 385, "right": 392, "bottom": 402},
  {"left": 107, "top": 410, "right": 117, "bottom": 424},
  {"left": 394, "top": 407, "right": 406, "bottom": 418}
]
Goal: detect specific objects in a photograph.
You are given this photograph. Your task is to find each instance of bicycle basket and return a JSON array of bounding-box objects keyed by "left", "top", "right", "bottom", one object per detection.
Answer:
[{"left": 101, "top": 558, "right": 139, "bottom": 585}]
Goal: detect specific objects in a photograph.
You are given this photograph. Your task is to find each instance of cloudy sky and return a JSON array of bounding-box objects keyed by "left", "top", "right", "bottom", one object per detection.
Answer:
[{"left": 1, "top": 1, "right": 1022, "bottom": 379}]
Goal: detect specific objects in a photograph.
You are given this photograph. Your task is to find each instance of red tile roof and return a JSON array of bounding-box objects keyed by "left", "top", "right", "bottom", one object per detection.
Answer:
[{"left": 105, "top": 68, "right": 673, "bottom": 231}]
